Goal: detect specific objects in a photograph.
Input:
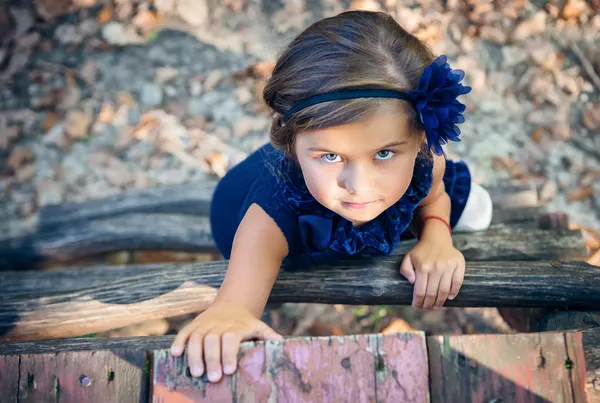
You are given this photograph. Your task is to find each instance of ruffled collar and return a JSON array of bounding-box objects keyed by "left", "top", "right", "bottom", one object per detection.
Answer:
[{"left": 274, "top": 152, "right": 434, "bottom": 263}]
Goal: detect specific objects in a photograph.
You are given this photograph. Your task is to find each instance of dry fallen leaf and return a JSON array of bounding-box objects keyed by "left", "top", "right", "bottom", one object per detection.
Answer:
[
  {"left": 7, "top": 146, "right": 34, "bottom": 171},
  {"left": 97, "top": 6, "right": 113, "bottom": 24},
  {"left": 98, "top": 102, "right": 115, "bottom": 122},
  {"left": 307, "top": 323, "right": 345, "bottom": 336},
  {"left": 381, "top": 318, "right": 417, "bottom": 334},
  {"left": 116, "top": 91, "right": 136, "bottom": 106},
  {"left": 539, "top": 180, "right": 558, "bottom": 203},
  {"left": 204, "top": 151, "right": 229, "bottom": 177},
  {"left": 567, "top": 186, "right": 594, "bottom": 201},
  {"left": 511, "top": 11, "right": 547, "bottom": 43},
  {"left": 63, "top": 109, "right": 91, "bottom": 139},
  {"left": 155, "top": 67, "right": 178, "bottom": 84},
  {"left": 132, "top": 5, "right": 159, "bottom": 35},
  {"left": 561, "top": 0, "right": 588, "bottom": 21},
  {"left": 531, "top": 127, "right": 548, "bottom": 143},
  {"left": 59, "top": 70, "right": 81, "bottom": 109},
  {"left": 588, "top": 249, "right": 600, "bottom": 266}
]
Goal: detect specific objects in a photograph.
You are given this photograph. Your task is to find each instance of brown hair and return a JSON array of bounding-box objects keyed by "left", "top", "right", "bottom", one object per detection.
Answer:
[{"left": 262, "top": 10, "right": 436, "bottom": 158}]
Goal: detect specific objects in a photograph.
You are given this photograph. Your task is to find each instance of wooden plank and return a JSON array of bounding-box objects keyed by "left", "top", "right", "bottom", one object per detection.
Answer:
[
  {"left": 27, "top": 180, "right": 528, "bottom": 232},
  {"left": 1, "top": 260, "right": 599, "bottom": 342},
  {"left": 16, "top": 350, "right": 149, "bottom": 403},
  {"left": 0, "top": 218, "right": 584, "bottom": 269},
  {"left": 0, "top": 336, "right": 175, "bottom": 355},
  {"left": 427, "top": 331, "right": 587, "bottom": 402},
  {"left": 0, "top": 355, "right": 20, "bottom": 402},
  {"left": 583, "top": 329, "right": 600, "bottom": 402},
  {"left": 152, "top": 333, "right": 429, "bottom": 402}
]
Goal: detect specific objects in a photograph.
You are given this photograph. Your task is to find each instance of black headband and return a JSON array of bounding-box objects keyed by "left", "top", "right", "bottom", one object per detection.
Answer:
[{"left": 282, "top": 88, "right": 413, "bottom": 122}]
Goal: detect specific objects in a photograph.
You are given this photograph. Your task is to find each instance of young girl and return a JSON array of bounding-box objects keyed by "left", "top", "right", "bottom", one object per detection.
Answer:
[{"left": 170, "top": 10, "right": 493, "bottom": 382}]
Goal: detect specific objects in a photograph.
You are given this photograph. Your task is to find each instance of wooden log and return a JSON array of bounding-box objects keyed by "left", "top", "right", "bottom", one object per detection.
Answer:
[
  {"left": 0, "top": 260, "right": 599, "bottom": 341},
  {"left": 29, "top": 180, "right": 532, "bottom": 232},
  {"left": 152, "top": 333, "right": 429, "bottom": 402},
  {"left": 36, "top": 181, "right": 215, "bottom": 231},
  {"left": 0, "top": 222, "right": 586, "bottom": 269},
  {"left": 427, "top": 331, "right": 587, "bottom": 402},
  {"left": 12, "top": 350, "right": 150, "bottom": 403}
]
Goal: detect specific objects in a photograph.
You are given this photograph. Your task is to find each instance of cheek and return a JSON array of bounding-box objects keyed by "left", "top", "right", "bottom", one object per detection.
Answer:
[
  {"left": 300, "top": 161, "right": 338, "bottom": 204},
  {"left": 383, "top": 158, "right": 416, "bottom": 201}
]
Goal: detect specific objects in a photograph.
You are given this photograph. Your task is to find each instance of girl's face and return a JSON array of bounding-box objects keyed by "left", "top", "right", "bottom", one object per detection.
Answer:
[{"left": 294, "top": 109, "right": 422, "bottom": 226}]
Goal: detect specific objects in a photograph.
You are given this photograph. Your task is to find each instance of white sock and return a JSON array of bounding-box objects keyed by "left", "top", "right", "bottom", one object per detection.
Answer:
[{"left": 453, "top": 182, "right": 493, "bottom": 232}]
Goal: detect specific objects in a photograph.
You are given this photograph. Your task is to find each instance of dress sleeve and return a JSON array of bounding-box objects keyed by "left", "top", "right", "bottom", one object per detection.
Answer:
[{"left": 242, "top": 164, "right": 304, "bottom": 258}]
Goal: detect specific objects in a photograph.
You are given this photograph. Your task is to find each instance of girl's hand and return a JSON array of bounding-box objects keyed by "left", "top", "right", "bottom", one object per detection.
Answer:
[
  {"left": 170, "top": 301, "right": 283, "bottom": 382},
  {"left": 399, "top": 239, "right": 465, "bottom": 310}
]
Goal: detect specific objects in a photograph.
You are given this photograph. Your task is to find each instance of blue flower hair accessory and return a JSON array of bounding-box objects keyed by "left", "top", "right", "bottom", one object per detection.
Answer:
[{"left": 282, "top": 55, "right": 472, "bottom": 155}]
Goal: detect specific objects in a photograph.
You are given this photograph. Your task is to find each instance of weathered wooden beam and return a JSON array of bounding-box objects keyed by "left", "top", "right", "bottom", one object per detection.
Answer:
[
  {"left": 1, "top": 330, "right": 597, "bottom": 399},
  {"left": 0, "top": 223, "right": 586, "bottom": 269},
  {"left": 0, "top": 260, "right": 598, "bottom": 342},
  {"left": 152, "top": 333, "right": 429, "bottom": 402},
  {"left": 427, "top": 331, "right": 587, "bottom": 402},
  {"left": 36, "top": 181, "right": 216, "bottom": 231},
  {"left": 0, "top": 350, "right": 150, "bottom": 403}
]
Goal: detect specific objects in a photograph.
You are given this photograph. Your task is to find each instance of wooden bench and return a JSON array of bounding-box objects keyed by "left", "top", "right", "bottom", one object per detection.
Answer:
[{"left": 0, "top": 179, "right": 599, "bottom": 402}]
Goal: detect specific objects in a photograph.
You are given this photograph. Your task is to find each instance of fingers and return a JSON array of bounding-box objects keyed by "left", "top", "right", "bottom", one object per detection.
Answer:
[
  {"left": 433, "top": 271, "right": 453, "bottom": 309},
  {"left": 254, "top": 322, "right": 284, "bottom": 341},
  {"left": 412, "top": 269, "right": 428, "bottom": 309},
  {"left": 400, "top": 254, "right": 416, "bottom": 284},
  {"left": 449, "top": 260, "right": 465, "bottom": 300},
  {"left": 422, "top": 269, "right": 441, "bottom": 310},
  {"left": 204, "top": 333, "right": 223, "bottom": 382},
  {"left": 221, "top": 332, "right": 242, "bottom": 375},
  {"left": 187, "top": 330, "right": 206, "bottom": 377},
  {"left": 170, "top": 325, "right": 193, "bottom": 357}
]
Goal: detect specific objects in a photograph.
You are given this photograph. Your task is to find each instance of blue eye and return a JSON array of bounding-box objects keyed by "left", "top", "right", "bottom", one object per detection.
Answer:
[
  {"left": 375, "top": 150, "right": 394, "bottom": 160},
  {"left": 321, "top": 153, "right": 341, "bottom": 163}
]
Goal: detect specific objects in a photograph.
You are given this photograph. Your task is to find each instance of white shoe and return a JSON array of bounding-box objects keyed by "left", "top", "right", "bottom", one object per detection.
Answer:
[{"left": 453, "top": 182, "right": 493, "bottom": 232}]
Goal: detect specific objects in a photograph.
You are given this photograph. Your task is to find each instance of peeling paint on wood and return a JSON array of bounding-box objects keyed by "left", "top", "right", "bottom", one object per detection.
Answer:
[
  {"left": 427, "top": 332, "right": 588, "bottom": 402},
  {"left": 152, "top": 333, "right": 429, "bottom": 402}
]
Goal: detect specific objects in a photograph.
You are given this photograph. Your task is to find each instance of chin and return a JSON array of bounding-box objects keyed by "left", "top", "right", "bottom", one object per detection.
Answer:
[{"left": 341, "top": 210, "right": 383, "bottom": 225}]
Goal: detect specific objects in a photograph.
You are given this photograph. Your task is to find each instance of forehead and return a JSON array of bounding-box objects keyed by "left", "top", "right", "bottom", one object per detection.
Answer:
[{"left": 295, "top": 109, "right": 415, "bottom": 154}]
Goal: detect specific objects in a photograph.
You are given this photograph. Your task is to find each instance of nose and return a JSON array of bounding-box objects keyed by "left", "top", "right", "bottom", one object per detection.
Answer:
[{"left": 338, "top": 163, "right": 371, "bottom": 196}]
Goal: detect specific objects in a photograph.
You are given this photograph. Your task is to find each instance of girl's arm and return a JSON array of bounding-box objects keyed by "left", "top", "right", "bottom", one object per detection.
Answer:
[
  {"left": 409, "top": 153, "right": 452, "bottom": 242},
  {"left": 402, "top": 153, "right": 465, "bottom": 310},
  {"left": 215, "top": 203, "right": 289, "bottom": 317},
  {"left": 170, "top": 203, "right": 288, "bottom": 382}
]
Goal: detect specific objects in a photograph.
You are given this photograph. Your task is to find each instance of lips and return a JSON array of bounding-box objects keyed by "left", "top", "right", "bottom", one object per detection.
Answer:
[{"left": 341, "top": 200, "right": 378, "bottom": 210}]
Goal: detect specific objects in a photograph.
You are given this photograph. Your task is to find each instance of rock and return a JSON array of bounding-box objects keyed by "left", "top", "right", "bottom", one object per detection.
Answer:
[
  {"left": 235, "top": 87, "right": 253, "bottom": 105},
  {"left": 203, "top": 71, "right": 223, "bottom": 92},
  {"left": 0, "top": 125, "right": 21, "bottom": 150},
  {"left": 583, "top": 102, "right": 600, "bottom": 130},
  {"left": 479, "top": 25, "right": 508, "bottom": 45},
  {"left": 155, "top": 0, "right": 176, "bottom": 14},
  {"left": 7, "top": 146, "right": 34, "bottom": 170},
  {"left": 234, "top": 116, "right": 268, "bottom": 138},
  {"left": 16, "top": 164, "right": 36, "bottom": 183},
  {"left": 104, "top": 166, "right": 135, "bottom": 187},
  {"left": 102, "top": 22, "right": 145, "bottom": 46},
  {"left": 140, "top": 83, "right": 164, "bottom": 107},
  {"left": 10, "top": 7, "right": 34, "bottom": 36},
  {"left": 19, "top": 200, "right": 35, "bottom": 217},
  {"left": 79, "top": 60, "right": 98, "bottom": 84},
  {"left": 501, "top": 46, "right": 529, "bottom": 68},
  {"left": 64, "top": 109, "right": 91, "bottom": 139},
  {"left": 539, "top": 180, "right": 558, "bottom": 202},
  {"left": 188, "top": 79, "right": 203, "bottom": 97},
  {"left": 511, "top": 11, "right": 547, "bottom": 43},
  {"left": 34, "top": 0, "right": 72, "bottom": 20},
  {"left": 155, "top": 67, "right": 179, "bottom": 84},
  {"left": 176, "top": 0, "right": 209, "bottom": 26},
  {"left": 36, "top": 179, "right": 65, "bottom": 206},
  {"left": 55, "top": 24, "right": 83, "bottom": 45}
]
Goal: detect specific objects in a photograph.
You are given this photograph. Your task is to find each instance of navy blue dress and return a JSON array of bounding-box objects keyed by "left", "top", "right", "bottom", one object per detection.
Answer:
[{"left": 210, "top": 143, "right": 471, "bottom": 268}]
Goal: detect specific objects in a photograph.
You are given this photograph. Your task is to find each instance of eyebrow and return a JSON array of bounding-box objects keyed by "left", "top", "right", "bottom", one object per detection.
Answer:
[{"left": 307, "top": 141, "right": 409, "bottom": 153}]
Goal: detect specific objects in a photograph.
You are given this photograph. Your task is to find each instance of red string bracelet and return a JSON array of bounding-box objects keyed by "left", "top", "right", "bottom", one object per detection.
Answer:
[{"left": 423, "top": 216, "right": 452, "bottom": 235}]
